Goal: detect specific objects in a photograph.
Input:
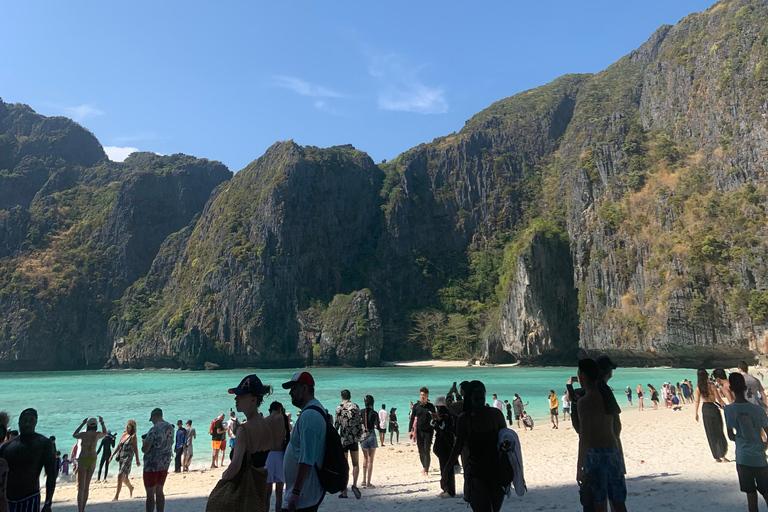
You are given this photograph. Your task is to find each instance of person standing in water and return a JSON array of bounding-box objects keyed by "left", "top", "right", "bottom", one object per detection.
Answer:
[
  {"left": 109, "top": 420, "right": 140, "bottom": 501},
  {"left": 694, "top": 368, "right": 729, "bottom": 463},
  {"left": 73, "top": 416, "right": 107, "bottom": 512},
  {"left": 0, "top": 408, "right": 57, "bottom": 512}
]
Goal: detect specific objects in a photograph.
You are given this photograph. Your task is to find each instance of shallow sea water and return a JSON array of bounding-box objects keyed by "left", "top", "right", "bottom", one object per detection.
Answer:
[{"left": 1, "top": 365, "right": 698, "bottom": 470}]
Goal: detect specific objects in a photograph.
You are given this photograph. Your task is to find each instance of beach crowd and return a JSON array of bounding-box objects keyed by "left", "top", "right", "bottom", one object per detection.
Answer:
[{"left": 2, "top": 358, "right": 768, "bottom": 512}]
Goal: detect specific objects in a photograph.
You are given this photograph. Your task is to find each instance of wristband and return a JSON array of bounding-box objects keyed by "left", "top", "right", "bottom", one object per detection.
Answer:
[{"left": 292, "top": 488, "right": 302, "bottom": 495}]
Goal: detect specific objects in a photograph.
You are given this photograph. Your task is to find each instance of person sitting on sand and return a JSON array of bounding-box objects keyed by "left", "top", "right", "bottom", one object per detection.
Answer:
[
  {"left": 73, "top": 416, "right": 107, "bottom": 512},
  {"left": 725, "top": 372, "right": 768, "bottom": 512}
]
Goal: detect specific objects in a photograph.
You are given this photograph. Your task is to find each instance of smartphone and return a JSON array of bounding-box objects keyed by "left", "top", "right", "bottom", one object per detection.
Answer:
[{"left": 572, "top": 376, "right": 579, "bottom": 383}]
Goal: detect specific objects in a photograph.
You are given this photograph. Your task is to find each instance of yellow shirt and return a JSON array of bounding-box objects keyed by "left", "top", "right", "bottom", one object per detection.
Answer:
[{"left": 549, "top": 395, "right": 559, "bottom": 409}]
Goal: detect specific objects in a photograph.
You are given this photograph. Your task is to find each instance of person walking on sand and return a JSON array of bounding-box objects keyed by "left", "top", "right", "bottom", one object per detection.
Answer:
[
  {"left": 492, "top": 394, "right": 504, "bottom": 413},
  {"left": 360, "top": 395, "right": 379, "bottom": 488},
  {"left": 389, "top": 408, "right": 399, "bottom": 445},
  {"left": 442, "top": 381, "right": 507, "bottom": 512},
  {"left": 738, "top": 362, "right": 768, "bottom": 411},
  {"left": 410, "top": 387, "right": 436, "bottom": 477},
  {"left": 334, "top": 390, "right": 363, "bottom": 499},
  {"left": 182, "top": 420, "right": 195, "bottom": 472},
  {"left": 714, "top": 369, "right": 736, "bottom": 404},
  {"left": 695, "top": 368, "right": 729, "bottom": 463},
  {"left": 549, "top": 390, "right": 560, "bottom": 429},
  {"left": 96, "top": 430, "right": 115, "bottom": 481},
  {"left": 431, "top": 396, "right": 456, "bottom": 498},
  {"left": 266, "top": 402, "right": 292, "bottom": 512},
  {"left": 218, "top": 375, "right": 287, "bottom": 512},
  {"left": 725, "top": 372, "right": 768, "bottom": 512},
  {"left": 209, "top": 414, "right": 226, "bottom": 469},
  {"left": 73, "top": 416, "right": 107, "bottom": 512},
  {"left": 142, "top": 408, "right": 174, "bottom": 512},
  {"left": 281, "top": 371, "right": 327, "bottom": 512},
  {"left": 576, "top": 359, "right": 628, "bottom": 512},
  {"left": 0, "top": 409, "right": 57, "bottom": 512},
  {"left": 378, "top": 404, "right": 388, "bottom": 447},
  {"left": 173, "top": 421, "right": 186, "bottom": 473},
  {"left": 109, "top": 420, "right": 140, "bottom": 501},
  {"left": 512, "top": 394, "right": 529, "bottom": 429}
]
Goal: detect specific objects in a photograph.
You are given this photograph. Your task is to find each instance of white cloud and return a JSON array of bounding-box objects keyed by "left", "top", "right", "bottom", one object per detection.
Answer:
[
  {"left": 104, "top": 146, "right": 139, "bottom": 162},
  {"left": 64, "top": 104, "right": 105, "bottom": 121},
  {"left": 369, "top": 54, "right": 448, "bottom": 114},
  {"left": 272, "top": 75, "right": 343, "bottom": 98}
]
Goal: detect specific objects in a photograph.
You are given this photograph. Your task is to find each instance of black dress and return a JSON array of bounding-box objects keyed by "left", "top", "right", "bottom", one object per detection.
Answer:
[{"left": 701, "top": 401, "right": 728, "bottom": 460}]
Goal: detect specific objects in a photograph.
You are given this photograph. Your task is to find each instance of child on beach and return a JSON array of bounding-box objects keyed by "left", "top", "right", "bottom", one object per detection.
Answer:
[
  {"left": 725, "top": 372, "right": 768, "bottom": 512},
  {"left": 61, "top": 454, "right": 71, "bottom": 475}
]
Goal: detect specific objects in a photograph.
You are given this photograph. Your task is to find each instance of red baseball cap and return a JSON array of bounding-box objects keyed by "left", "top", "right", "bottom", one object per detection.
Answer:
[{"left": 282, "top": 371, "right": 315, "bottom": 389}]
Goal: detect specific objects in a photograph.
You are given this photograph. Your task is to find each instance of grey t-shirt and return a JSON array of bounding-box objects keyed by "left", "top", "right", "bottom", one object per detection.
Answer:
[
  {"left": 512, "top": 399, "right": 523, "bottom": 416},
  {"left": 743, "top": 373, "right": 767, "bottom": 410}
]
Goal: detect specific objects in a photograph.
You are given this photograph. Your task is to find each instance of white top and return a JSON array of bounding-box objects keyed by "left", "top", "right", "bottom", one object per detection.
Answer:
[
  {"left": 561, "top": 394, "right": 570, "bottom": 408},
  {"left": 378, "top": 409, "right": 388, "bottom": 430},
  {"left": 493, "top": 399, "right": 504, "bottom": 412}
]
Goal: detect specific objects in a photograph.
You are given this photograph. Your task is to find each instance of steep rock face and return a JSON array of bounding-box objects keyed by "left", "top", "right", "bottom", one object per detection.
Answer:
[
  {"left": 109, "top": 142, "right": 385, "bottom": 369},
  {"left": 297, "top": 289, "right": 383, "bottom": 367},
  {"left": 482, "top": 230, "right": 579, "bottom": 363},
  {"left": 0, "top": 150, "right": 231, "bottom": 370},
  {"left": 558, "top": 0, "right": 768, "bottom": 366}
]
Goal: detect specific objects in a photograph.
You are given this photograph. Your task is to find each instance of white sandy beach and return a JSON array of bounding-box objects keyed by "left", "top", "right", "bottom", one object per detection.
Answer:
[{"left": 50, "top": 404, "right": 749, "bottom": 512}]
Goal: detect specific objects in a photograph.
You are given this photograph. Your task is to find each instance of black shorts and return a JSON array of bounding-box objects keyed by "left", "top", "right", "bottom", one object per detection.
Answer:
[
  {"left": 551, "top": 408, "right": 559, "bottom": 416},
  {"left": 343, "top": 442, "right": 359, "bottom": 453},
  {"left": 515, "top": 414, "right": 521, "bottom": 420},
  {"left": 737, "top": 464, "right": 768, "bottom": 494}
]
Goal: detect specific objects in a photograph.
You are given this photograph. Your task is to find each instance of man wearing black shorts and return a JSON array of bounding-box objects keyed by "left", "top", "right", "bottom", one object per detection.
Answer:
[{"left": 334, "top": 390, "right": 363, "bottom": 499}]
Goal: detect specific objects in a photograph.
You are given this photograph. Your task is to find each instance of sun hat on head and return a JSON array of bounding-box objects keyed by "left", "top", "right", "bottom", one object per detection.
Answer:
[
  {"left": 229, "top": 374, "right": 267, "bottom": 396},
  {"left": 282, "top": 371, "right": 315, "bottom": 389}
]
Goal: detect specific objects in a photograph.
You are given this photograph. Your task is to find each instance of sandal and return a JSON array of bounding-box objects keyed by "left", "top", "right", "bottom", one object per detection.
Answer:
[{"left": 352, "top": 485, "right": 361, "bottom": 499}]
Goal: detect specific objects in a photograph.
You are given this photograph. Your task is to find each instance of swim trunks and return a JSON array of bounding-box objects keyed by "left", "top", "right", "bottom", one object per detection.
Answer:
[
  {"left": 581, "top": 447, "right": 627, "bottom": 504},
  {"left": 550, "top": 408, "right": 558, "bottom": 416},
  {"left": 211, "top": 440, "right": 226, "bottom": 450},
  {"left": 143, "top": 469, "right": 169, "bottom": 487},
  {"left": 8, "top": 492, "right": 40, "bottom": 512}
]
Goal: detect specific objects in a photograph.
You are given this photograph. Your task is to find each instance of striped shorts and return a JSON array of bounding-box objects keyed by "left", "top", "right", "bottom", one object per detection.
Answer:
[{"left": 9, "top": 492, "right": 40, "bottom": 512}]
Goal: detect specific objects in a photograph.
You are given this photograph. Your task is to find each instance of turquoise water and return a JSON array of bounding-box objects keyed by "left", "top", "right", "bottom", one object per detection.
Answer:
[{"left": 1, "top": 366, "right": 696, "bottom": 471}]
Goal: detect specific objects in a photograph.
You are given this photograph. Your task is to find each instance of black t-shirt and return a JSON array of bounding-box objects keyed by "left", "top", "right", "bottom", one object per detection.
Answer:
[
  {"left": 412, "top": 401, "right": 436, "bottom": 432},
  {"left": 211, "top": 419, "right": 225, "bottom": 441}
]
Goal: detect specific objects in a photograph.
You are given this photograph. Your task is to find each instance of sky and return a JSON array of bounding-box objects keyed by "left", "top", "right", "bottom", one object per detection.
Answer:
[{"left": 1, "top": 0, "right": 717, "bottom": 172}]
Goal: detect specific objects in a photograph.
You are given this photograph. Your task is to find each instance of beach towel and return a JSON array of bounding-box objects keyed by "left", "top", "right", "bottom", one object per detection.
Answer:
[{"left": 498, "top": 428, "right": 526, "bottom": 497}]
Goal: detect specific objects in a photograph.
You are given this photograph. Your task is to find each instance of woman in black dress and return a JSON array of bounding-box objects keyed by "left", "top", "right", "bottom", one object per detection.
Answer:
[
  {"left": 441, "top": 381, "right": 507, "bottom": 512},
  {"left": 694, "top": 368, "right": 729, "bottom": 462}
]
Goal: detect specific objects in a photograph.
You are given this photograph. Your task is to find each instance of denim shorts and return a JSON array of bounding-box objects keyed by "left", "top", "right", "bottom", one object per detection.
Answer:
[
  {"left": 360, "top": 431, "right": 378, "bottom": 450},
  {"left": 581, "top": 447, "right": 627, "bottom": 504}
]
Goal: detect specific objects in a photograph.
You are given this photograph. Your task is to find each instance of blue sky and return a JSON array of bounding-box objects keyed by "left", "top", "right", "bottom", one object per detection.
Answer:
[{"left": 2, "top": 0, "right": 716, "bottom": 172}]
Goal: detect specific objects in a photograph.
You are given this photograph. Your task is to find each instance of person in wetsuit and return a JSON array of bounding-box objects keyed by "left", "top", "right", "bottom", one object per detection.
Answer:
[
  {"left": 442, "top": 381, "right": 507, "bottom": 512},
  {"left": 97, "top": 431, "right": 116, "bottom": 480},
  {"left": 0, "top": 408, "right": 57, "bottom": 512},
  {"left": 219, "top": 374, "right": 287, "bottom": 510}
]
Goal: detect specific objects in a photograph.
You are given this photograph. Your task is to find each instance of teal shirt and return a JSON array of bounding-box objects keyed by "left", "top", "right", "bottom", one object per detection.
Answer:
[
  {"left": 282, "top": 398, "right": 326, "bottom": 509},
  {"left": 725, "top": 402, "right": 768, "bottom": 467}
]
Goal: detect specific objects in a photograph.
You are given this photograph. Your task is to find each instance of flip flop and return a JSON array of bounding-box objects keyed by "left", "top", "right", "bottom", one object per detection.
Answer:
[{"left": 352, "top": 485, "right": 361, "bottom": 499}]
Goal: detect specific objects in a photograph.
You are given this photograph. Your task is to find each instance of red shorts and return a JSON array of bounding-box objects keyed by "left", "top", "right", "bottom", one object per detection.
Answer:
[{"left": 143, "top": 470, "right": 168, "bottom": 488}]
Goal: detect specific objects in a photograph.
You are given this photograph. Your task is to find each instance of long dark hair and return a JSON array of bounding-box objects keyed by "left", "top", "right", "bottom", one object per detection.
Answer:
[{"left": 697, "top": 368, "right": 711, "bottom": 399}]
